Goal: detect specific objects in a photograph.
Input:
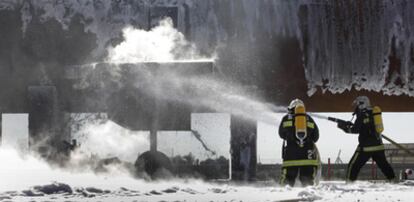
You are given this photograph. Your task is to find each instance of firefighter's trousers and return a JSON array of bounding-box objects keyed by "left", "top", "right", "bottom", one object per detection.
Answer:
[
  {"left": 280, "top": 166, "right": 317, "bottom": 187},
  {"left": 347, "top": 149, "right": 395, "bottom": 181}
]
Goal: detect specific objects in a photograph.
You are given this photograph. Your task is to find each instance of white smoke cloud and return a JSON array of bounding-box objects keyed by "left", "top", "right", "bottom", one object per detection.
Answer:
[
  {"left": 104, "top": 18, "right": 282, "bottom": 125},
  {"left": 107, "top": 18, "right": 210, "bottom": 63},
  {"left": 0, "top": 148, "right": 210, "bottom": 193},
  {"left": 71, "top": 114, "right": 150, "bottom": 163},
  {"left": 0, "top": 148, "right": 133, "bottom": 191}
]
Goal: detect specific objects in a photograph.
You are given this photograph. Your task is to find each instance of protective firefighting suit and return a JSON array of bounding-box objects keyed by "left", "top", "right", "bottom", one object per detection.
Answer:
[
  {"left": 338, "top": 107, "right": 395, "bottom": 182},
  {"left": 279, "top": 113, "right": 319, "bottom": 186}
]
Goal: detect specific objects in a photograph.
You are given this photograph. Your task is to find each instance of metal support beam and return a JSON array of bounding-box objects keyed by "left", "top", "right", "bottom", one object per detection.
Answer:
[
  {"left": 150, "top": 130, "right": 157, "bottom": 152},
  {"left": 0, "top": 113, "right": 2, "bottom": 146},
  {"left": 230, "top": 116, "right": 257, "bottom": 181},
  {"left": 28, "top": 86, "right": 58, "bottom": 151}
]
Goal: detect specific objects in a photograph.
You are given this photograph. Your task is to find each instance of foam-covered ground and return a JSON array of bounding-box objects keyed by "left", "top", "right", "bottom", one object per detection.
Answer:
[
  {"left": 1, "top": 180, "right": 413, "bottom": 202},
  {"left": 1, "top": 149, "right": 413, "bottom": 202}
]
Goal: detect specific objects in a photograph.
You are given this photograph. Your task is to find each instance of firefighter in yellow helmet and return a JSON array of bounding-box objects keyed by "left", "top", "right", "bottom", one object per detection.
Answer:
[
  {"left": 279, "top": 99, "right": 319, "bottom": 186},
  {"left": 337, "top": 96, "right": 395, "bottom": 182}
]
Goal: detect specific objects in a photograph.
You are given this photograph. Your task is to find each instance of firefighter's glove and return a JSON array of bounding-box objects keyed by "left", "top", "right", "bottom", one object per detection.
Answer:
[{"left": 337, "top": 121, "right": 353, "bottom": 133}]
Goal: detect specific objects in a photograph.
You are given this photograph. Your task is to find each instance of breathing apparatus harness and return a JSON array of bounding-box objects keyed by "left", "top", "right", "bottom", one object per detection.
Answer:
[
  {"left": 294, "top": 104, "right": 307, "bottom": 147},
  {"left": 351, "top": 105, "right": 384, "bottom": 136}
]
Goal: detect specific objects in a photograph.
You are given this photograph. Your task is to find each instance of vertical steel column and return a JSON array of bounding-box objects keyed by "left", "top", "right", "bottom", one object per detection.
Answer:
[
  {"left": 230, "top": 116, "right": 257, "bottom": 181},
  {"left": 327, "top": 158, "right": 331, "bottom": 180},
  {"left": 150, "top": 130, "right": 157, "bottom": 152},
  {"left": 0, "top": 113, "right": 2, "bottom": 146}
]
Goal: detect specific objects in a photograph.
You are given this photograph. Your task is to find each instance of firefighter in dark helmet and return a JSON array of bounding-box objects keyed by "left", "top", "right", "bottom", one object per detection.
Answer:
[
  {"left": 279, "top": 99, "right": 320, "bottom": 187},
  {"left": 337, "top": 96, "right": 395, "bottom": 182}
]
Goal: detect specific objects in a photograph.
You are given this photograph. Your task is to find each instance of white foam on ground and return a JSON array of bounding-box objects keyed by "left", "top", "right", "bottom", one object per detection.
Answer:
[{"left": 1, "top": 148, "right": 414, "bottom": 201}]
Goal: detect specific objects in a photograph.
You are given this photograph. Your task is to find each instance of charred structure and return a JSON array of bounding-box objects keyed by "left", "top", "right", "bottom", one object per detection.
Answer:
[{"left": 1, "top": 0, "right": 414, "bottom": 180}]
